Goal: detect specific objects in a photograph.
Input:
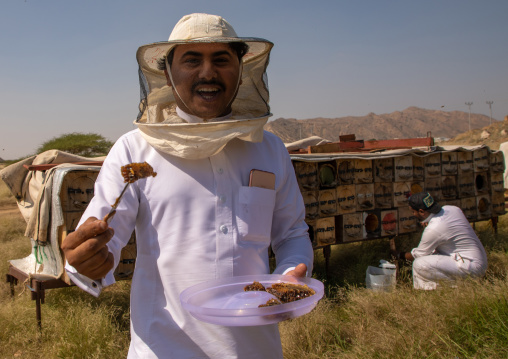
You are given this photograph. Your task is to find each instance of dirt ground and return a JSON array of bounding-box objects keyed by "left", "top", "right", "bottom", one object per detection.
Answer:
[{"left": 0, "top": 201, "right": 20, "bottom": 216}]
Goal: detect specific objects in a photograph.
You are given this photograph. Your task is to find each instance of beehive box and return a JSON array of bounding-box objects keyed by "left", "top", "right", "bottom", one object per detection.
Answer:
[
  {"left": 337, "top": 159, "right": 355, "bottom": 184},
  {"left": 290, "top": 144, "right": 505, "bottom": 249},
  {"left": 412, "top": 155, "right": 425, "bottom": 181},
  {"left": 374, "top": 182, "right": 393, "bottom": 209},
  {"left": 441, "top": 151, "right": 458, "bottom": 175},
  {"left": 394, "top": 155, "right": 413, "bottom": 182},
  {"left": 457, "top": 151, "right": 474, "bottom": 174},
  {"left": 354, "top": 159, "right": 373, "bottom": 184},
  {"left": 373, "top": 157, "right": 394, "bottom": 183},
  {"left": 424, "top": 153, "right": 442, "bottom": 178},
  {"left": 336, "top": 184, "right": 356, "bottom": 214},
  {"left": 315, "top": 217, "right": 336, "bottom": 246},
  {"left": 337, "top": 213, "right": 363, "bottom": 243},
  {"left": 380, "top": 209, "right": 398, "bottom": 237}
]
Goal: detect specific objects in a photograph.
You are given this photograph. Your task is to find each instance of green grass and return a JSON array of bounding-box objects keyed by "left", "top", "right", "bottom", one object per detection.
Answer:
[{"left": 1, "top": 176, "right": 507, "bottom": 358}]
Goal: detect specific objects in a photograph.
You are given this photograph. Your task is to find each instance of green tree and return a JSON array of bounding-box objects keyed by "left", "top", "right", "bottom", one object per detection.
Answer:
[{"left": 37, "top": 132, "right": 113, "bottom": 157}]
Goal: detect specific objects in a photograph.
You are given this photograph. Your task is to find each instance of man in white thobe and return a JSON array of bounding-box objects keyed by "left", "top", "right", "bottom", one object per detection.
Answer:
[{"left": 62, "top": 13, "right": 314, "bottom": 358}]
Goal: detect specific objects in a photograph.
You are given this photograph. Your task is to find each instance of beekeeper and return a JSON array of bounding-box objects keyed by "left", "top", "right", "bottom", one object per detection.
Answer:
[
  {"left": 392, "top": 192, "right": 488, "bottom": 290},
  {"left": 62, "top": 13, "right": 313, "bottom": 358}
]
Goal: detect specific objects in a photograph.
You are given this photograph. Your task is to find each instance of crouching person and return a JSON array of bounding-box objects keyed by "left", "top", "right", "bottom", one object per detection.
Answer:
[{"left": 392, "top": 192, "right": 488, "bottom": 290}]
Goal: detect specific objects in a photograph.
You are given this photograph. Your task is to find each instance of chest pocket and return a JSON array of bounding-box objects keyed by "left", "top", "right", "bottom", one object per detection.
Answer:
[{"left": 237, "top": 186, "right": 276, "bottom": 242}]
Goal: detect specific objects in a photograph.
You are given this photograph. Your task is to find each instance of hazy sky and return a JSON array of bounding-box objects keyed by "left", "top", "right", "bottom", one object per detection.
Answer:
[{"left": 1, "top": 0, "right": 507, "bottom": 159}]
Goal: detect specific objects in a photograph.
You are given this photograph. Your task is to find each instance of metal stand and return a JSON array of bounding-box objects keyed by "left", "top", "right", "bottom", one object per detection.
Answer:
[
  {"left": 322, "top": 245, "right": 331, "bottom": 279},
  {"left": 5, "top": 265, "right": 73, "bottom": 329}
]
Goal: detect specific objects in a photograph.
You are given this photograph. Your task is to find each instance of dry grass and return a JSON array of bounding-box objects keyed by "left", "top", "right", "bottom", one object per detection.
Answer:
[{"left": 0, "top": 175, "right": 507, "bottom": 358}]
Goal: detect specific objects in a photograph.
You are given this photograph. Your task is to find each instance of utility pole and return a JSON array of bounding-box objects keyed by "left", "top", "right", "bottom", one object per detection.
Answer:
[
  {"left": 465, "top": 102, "right": 473, "bottom": 131},
  {"left": 486, "top": 101, "right": 493, "bottom": 125}
]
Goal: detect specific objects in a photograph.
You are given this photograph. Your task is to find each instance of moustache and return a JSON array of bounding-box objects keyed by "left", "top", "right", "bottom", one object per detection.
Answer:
[{"left": 192, "top": 80, "right": 225, "bottom": 92}]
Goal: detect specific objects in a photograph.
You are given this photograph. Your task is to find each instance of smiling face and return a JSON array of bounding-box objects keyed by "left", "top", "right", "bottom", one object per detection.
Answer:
[{"left": 167, "top": 43, "right": 242, "bottom": 120}]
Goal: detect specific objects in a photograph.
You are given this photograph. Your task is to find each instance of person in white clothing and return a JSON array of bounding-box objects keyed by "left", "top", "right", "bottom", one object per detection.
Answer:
[
  {"left": 392, "top": 192, "right": 488, "bottom": 290},
  {"left": 61, "top": 13, "right": 314, "bottom": 358}
]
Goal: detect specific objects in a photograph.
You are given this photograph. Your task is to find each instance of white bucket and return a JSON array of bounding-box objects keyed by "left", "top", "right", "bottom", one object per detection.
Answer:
[{"left": 366, "top": 266, "right": 396, "bottom": 292}]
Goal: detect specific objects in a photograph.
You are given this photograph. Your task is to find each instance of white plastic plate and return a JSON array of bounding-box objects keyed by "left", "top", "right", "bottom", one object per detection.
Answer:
[{"left": 180, "top": 274, "right": 324, "bottom": 326}]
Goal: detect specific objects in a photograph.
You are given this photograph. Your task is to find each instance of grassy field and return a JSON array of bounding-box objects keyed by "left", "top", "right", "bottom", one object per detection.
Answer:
[{"left": 0, "top": 174, "right": 507, "bottom": 358}]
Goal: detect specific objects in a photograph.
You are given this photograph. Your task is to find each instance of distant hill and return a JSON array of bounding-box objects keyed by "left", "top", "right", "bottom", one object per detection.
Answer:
[{"left": 265, "top": 106, "right": 497, "bottom": 145}]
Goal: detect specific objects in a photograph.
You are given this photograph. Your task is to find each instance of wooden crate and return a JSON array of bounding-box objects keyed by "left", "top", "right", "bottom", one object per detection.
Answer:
[
  {"left": 315, "top": 217, "right": 337, "bottom": 246},
  {"left": 394, "top": 156, "right": 413, "bottom": 182},
  {"left": 393, "top": 182, "right": 411, "bottom": 207},
  {"left": 412, "top": 155, "right": 425, "bottom": 181},
  {"left": 338, "top": 213, "right": 363, "bottom": 243},
  {"left": 318, "top": 161, "right": 338, "bottom": 188},
  {"left": 457, "top": 172, "right": 475, "bottom": 198},
  {"left": 490, "top": 151, "right": 505, "bottom": 173},
  {"left": 293, "top": 161, "right": 318, "bottom": 190},
  {"left": 491, "top": 191, "right": 506, "bottom": 216},
  {"left": 373, "top": 157, "right": 394, "bottom": 183},
  {"left": 302, "top": 190, "right": 319, "bottom": 220},
  {"left": 441, "top": 151, "right": 458, "bottom": 176},
  {"left": 374, "top": 182, "right": 393, "bottom": 209},
  {"left": 318, "top": 189, "right": 337, "bottom": 217},
  {"left": 424, "top": 153, "right": 442, "bottom": 178},
  {"left": 336, "top": 184, "right": 356, "bottom": 214},
  {"left": 474, "top": 172, "right": 490, "bottom": 196},
  {"left": 457, "top": 151, "right": 474, "bottom": 174},
  {"left": 490, "top": 172, "right": 505, "bottom": 194},
  {"left": 473, "top": 147, "right": 490, "bottom": 172},
  {"left": 380, "top": 209, "right": 398, "bottom": 237},
  {"left": 363, "top": 210, "right": 381, "bottom": 239},
  {"left": 441, "top": 176, "right": 458, "bottom": 200},
  {"left": 425, "top": 177, "right": 442, "bottom": 201},
  {"left": 355, "top": 183, "right": 375, "bottom": 211},
  {"left": 354, "top": 159, "right": 373, "bottom": 184},
  {"left": 477, "top": 195, "right": 492, "bottom": 220},
  {"left": 336, "top": 159, "right": 355, "bottom": 185},
  {"left": 460, "top": 197, "right": 478, "bottom": 221},
  {"left": 398, "top": 207, "right": 418, "bottom": 234}
]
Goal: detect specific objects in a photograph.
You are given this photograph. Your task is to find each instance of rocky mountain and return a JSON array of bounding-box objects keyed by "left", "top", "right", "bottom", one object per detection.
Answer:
[{"left": 265, "top": 106, "right": 495, "bottom": 144}]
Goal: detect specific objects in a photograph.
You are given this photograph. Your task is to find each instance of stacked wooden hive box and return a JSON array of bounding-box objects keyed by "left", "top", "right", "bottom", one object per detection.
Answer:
[{"left": 291, "top": 146, "right": 505, "bottom": 248}]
